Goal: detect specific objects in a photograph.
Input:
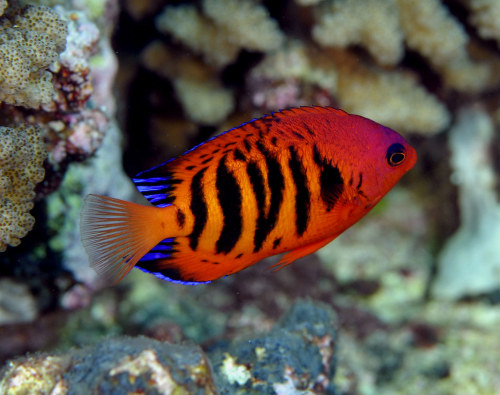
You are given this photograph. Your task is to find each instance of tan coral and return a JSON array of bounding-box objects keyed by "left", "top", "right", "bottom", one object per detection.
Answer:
[
  {"left": 312, "top": 0, "right": 404, "bottom": 66},
  {"left": 0, "top": 0, "right": 7, "bottom": 17},
  {"left": 14, "top": 5, "right": 68, "bottom": 53},
  {"left": 142, "top": 40, "right": 234, "bottom": 125},
  {"left": 0, "top": 5, "right": 67, "bottom": 109},
  {"left": 311, "top": 0, "right": 500, "bottom": 94},
  {"left": 465, "top": 0, "right": 500, "bottom": 44},
  {"left": 251, "top": 41, "right": 338, "bottom": 94},
  {"left": 396, "top": 0, "right": 468, "bottom": 66},
  {"left": 335, "top": 53, "right": 450, "bottom": 134},
  {"left": 250, "top": 43, "right": 449, "bottom": 134},
  {"left": 0, "top": 125, "right": 47, "bottom": 252},
  {"left": 202, "top": 0, "right": 284, "bottom": 52},
  {"left": 396, "top": 0, "right": 499, "bottom": 93},
  {"left": 156, "top": 0, "right": 284, "bottom": 68},
  {"left": 155, "top": 4, "right": 239, "bottom": 68}
]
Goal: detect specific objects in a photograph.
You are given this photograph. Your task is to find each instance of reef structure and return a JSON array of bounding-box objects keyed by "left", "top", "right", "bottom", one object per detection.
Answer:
[{"left": 0, "top": 0, "right": 116, "bottom": 252}]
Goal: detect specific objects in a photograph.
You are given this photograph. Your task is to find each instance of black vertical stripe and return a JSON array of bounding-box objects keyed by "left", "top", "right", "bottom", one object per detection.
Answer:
[
  {"left": 253, "top": 140, "right": 285, "bottom": 252},
  {"left": 176, "top": 209, "right": 186, "bottom": 228},
  {"left": 189, "top": 167, "right": 208, "bottom": 250},
  {"left": 288, "top": 146, "right": 311, "bottom": 236},
  {"left": 247, "top": 122, "right": 265, "bottom": 138},
  {"left": 313, "top": 145, "right": 344, "bottom": 212},
  {"left": 234, "top": 148, "right": 246, "bottom": 161},
  {"left": 246, "top": 161, "right": 266, "bottom": 218},
  {"left": 243, "top": 139, "right": 252, "bottom": 152},
  {"left": 356, "top": 173, "right": 363, "bottom": 190},
  {"left": 215, "top": 155, "right": 243, "bottom": 254}
]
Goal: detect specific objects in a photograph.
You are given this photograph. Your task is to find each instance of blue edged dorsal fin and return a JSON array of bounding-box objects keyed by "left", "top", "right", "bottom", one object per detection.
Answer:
[{"left": 132, "top": 161, "right": 181, "bottom": 208}]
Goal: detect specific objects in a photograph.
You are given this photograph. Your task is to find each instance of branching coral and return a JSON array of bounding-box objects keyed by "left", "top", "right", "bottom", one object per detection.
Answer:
[
  {"left": 312, "top": 0, "right": 404, "bottom": 66},
  {"left": 465, "top": 0, "right": 500, "bottom": 44},
  {"left": 0, "top": 5, "right": 67, "bottom": 109},
  {"left": 433, "top": 109, "right": 500, "bottom": 299},
  {"left": 0, "top": 0, "right": 7, "bottom": 16},
  {"left": 141, "top": 41, "right": 234, "bottom": 125},
  {"left": 155, "top": 0, "right": 284, "bottom": 68},
  {"left": 334, "top": 55, "right": 451, "bottom": 134},
  {"left": 248, "top": 43, "right": 449, "bottom": 134},
  {"left": 0, "top": 125, "right": 47, "bottom": 252},
  {"left": 397, "top": 0, "right": 467, "bottom": 66},
  {"left": 311, "top": 0, "right": 500, "bottom": 94}
]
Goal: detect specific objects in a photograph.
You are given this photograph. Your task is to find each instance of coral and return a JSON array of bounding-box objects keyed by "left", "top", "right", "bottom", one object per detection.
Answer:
[
  {"left": 311, "top": 0, "right": 500, "bottom": 94},
  {"left": 249, "top": 43, "right": 450, "bottom": 134},
  {"left": 155, "top": 0, "right": 284, "bottom": 68},
  {"left": 141, "top": 41, "right": 234, "bottom": 125},
  {"left": 46, "top": 120, "right": 135, "bottom": 285},
  {"left": 335, "top": 57, "right": 451, "bottom": 134},
  {"left": 0, "top": 5, "right": 67, "bottom": 109},
  {"left": 313, "top": 0, "right": 404, "bottom": 66},
  {"left": 201, "top": 0, "right": 284, "bottom": 52},
  {"left": 0, "top": 0, "right": 6, "bottom": 16},
  {"left": 395, "top": 0, "right": 497, "bottom": 92},
  {"left": 123, "top": 0, "right": 164, "bottom": 20},
  {"left": 464, "top": 0, "right": 500, "bottom": 45},
  {"left": 0, "top": 125, "right": 46, "bottom": 252},
  {"left": 433, "top": 108, "right": 500, "bottom": 299},
  {"left": 397, "top": 0, "right": 467, "bottom": 66}
]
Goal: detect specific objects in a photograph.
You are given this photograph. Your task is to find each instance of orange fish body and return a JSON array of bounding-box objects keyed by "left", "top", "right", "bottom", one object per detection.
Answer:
[{"left": 81, "top": 107, "right": 417, "bottom": 284}]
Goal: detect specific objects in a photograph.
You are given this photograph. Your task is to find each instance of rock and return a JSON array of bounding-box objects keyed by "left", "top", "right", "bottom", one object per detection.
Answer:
[
  {"left": 0, "top": 299, "right": 338, "bottom": 394},
  {"left": 0, "top": 336, "right": 216, "bottom": 394},
  {"left": 209, "top": 299, "right": 338, "bottom": 394},
  {"left": 0, "top": 278, "right": 37, "bottom": 325}
]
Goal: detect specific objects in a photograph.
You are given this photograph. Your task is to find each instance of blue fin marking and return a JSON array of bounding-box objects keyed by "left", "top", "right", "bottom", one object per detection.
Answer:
[{"left": 136, "top": 267, "right": 211, "bottom": 285}]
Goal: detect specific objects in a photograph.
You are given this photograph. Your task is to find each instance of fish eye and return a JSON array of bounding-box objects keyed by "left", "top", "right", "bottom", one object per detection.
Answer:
[{"left": 386, "top": 143, "right": 406, "bottom": 167}]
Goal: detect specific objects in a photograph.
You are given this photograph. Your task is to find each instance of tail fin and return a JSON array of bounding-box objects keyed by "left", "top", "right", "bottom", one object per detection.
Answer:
[{"left": 80, "top": 194, "right": 170, "bottom": 284}]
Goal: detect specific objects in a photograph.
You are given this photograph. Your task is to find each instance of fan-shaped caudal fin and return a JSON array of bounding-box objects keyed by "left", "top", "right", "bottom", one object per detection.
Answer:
[
  {"left": 80, "top": 194, "right": 174, "bottom": 284},
  {"left": 269, "top": 236, "right": 337, "bottom": 272}
]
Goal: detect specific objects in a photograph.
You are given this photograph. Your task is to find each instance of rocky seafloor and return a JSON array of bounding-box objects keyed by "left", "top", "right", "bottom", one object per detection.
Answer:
[{"left": 1, "top": 0, "right": 500, "bottom": 394}]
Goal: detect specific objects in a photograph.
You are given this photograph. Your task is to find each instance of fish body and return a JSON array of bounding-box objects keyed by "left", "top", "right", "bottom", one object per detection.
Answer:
[{"left": 81, "top": 106, "right": 417, "bottom": 284}]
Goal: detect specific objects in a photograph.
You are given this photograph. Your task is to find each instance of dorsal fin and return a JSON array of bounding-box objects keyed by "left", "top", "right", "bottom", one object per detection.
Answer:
[
  {"left": 271, "top": 106, "right": 349, "bottom": 119},
  {"left": 132, "top": 160, "right": 181, "bottom": 207},
  {"left": 132, "top": 106, "right": 350, "bottom": 207}
]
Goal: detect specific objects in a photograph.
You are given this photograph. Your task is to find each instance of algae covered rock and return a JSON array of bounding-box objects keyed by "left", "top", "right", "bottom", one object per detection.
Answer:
[
  {"left": 0, "top": 336, "right": 216, "bottom": 394},
  {"left": 209, "top": 299, "right": 338, "bottom": 394},
  {"left": 0, "top": 299, "right": 338, "bottom": 394}
]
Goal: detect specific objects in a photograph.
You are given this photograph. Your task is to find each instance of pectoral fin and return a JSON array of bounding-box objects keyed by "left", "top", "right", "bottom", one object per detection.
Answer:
[{"left": 269, "top": 235, "right": 337, "bottom": 271}]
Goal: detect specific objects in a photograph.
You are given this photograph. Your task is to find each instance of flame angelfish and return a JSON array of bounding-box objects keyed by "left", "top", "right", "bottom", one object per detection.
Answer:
[{"left": 81, "top": 106, "right": 417, "bottom": 284}]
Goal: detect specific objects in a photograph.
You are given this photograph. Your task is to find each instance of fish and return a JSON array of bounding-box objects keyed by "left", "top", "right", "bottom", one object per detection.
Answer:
[{"left": 80, "top": 106, "right": 417, "bottom": 285}]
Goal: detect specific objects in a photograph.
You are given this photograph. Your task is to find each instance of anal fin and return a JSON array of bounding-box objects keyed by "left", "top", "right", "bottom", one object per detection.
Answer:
[{"left": 136, "top": 237, "right": 257, "bottom": 284}]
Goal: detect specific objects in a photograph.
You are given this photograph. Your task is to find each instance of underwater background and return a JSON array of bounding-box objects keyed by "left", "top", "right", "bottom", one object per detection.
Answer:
[{"left": 1, "top": 0, "right": 500, "bottom": 393}]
